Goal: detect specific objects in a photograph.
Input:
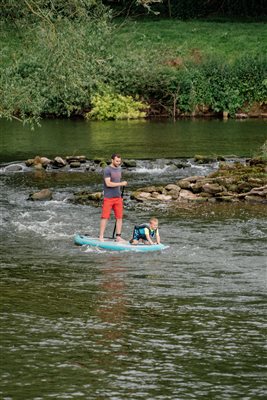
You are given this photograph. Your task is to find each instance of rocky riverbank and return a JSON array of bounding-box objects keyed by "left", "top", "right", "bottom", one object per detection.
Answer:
[
  {"left": 133, "top": 158, "right": 266, "bottom": 205},
  {"left": 72, "top": 158, "right": 267, "bottom": 206},
  {"left": 3, "top": 153, "right": 265, "bottom": 206}
]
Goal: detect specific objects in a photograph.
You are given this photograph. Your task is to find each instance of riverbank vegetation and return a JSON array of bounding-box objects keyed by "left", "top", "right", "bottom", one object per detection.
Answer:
[{"left": 1, "top": 1, "right": 267, "bottom": 124}]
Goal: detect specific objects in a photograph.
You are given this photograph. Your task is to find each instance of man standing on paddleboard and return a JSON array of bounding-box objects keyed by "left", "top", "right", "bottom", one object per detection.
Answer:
[{"left": 99, "top": 154, "right": 128, "bottom": 242}]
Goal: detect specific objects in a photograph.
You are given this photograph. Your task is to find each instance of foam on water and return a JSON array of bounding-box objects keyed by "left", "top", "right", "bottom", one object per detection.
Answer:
[{"left": 134, "top": 166, "right": 169, "bottom": 174}]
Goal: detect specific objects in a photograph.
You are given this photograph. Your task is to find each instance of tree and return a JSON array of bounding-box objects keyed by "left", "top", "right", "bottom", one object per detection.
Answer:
[{"left": 0, "top": 0, "right": 107, "bottom": 23}]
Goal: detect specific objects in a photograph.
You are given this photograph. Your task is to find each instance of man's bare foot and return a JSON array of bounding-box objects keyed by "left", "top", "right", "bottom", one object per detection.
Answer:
[
  {"left": 116, "top": 236, "right": 126, "bottom": 242},
  {"left": 99, "top": 237, "right": 104, "bottom": 242}
]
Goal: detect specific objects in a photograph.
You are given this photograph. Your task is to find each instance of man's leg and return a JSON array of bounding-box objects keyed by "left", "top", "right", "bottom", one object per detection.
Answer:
[
  {"left": 99, "top": 198, "right": 112, "bottom": 240},
  {"left": 114, "top": 198, "right": 124, "bottom": 242},
  {"left": 115, "top": 218, "right": 123, "bottom": 241},
  {"left": 99, "top": 218, "right": 108, "bottom": 240}
]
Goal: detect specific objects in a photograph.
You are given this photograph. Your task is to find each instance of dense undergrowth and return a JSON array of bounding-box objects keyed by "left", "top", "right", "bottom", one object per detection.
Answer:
[{"left": 1, "top": 14, "right": 267, "bottom": 124}]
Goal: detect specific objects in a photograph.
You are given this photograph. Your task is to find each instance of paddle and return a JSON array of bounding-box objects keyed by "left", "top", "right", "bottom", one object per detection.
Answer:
[{"left": 112, "top": 186, "right": 125, "bottom": 239}]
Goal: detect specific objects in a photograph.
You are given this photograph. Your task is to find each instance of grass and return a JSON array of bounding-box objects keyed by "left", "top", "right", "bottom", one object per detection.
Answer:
[
  {"left": 2, "top": 19, "right": 266, "bottom": 67},
  {"left": 1, "top": 18, "right": 266, "bottom": 122},
  {"left": 111, "top": 19, "right": 267, "bottom": 63}
]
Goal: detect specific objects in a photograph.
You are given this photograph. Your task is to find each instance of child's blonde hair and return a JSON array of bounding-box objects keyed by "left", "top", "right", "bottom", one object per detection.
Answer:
[{"left": 150, "top": 217, "right": 158, "bottom": 224}]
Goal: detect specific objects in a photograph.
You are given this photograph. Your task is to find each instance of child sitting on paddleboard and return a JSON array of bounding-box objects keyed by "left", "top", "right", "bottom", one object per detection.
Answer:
[{"left": 130, "top": 217, "right": 160, "bottom": 245}]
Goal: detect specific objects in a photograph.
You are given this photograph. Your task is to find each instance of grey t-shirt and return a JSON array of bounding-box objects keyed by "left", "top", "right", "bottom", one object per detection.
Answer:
[{"left": 103, "top": 165, "right": 122, "bottom": 198}]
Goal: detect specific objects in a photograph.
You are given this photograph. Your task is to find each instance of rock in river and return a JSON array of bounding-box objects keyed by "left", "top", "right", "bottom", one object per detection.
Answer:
[{"left": 28, "top": 189, "right": 53, "bottom": 201}]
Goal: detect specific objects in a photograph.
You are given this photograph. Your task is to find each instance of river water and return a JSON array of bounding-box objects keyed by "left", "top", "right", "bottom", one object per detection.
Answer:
[{"left": 0, "top": 119, "right": 266, "bottom": 399}]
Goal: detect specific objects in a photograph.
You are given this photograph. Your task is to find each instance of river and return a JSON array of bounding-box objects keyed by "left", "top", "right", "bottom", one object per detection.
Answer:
[{"left": 0, "top": 118, "right": 266, "bottom": 400}]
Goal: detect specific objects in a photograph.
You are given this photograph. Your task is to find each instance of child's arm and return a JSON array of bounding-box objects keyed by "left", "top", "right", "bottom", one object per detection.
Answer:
[
  {"left": 144, "top": 228, "right": 154, "bottom": 245},
  {"left": 156, "top": 230, "right": 160, "bottom": 244}
]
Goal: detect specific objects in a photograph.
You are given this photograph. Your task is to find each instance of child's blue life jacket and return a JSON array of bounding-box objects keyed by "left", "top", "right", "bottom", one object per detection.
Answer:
[{"left": 132, "top": 224, "right": 158, "bottom": 241}]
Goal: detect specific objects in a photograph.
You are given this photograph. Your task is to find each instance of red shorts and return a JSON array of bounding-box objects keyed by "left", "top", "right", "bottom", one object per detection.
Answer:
[{"left": 101, "top": 197, "right": 123, "bottom": 219}]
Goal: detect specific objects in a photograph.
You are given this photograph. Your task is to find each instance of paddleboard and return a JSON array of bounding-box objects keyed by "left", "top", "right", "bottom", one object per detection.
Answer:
[{"left": 74, "top": 234, "right": 169, "bottom": 252}]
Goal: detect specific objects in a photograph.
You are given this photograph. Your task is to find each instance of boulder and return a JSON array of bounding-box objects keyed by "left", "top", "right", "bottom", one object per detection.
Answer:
[
  {"left": 167, "top": 190, "right": 180, "bottom": 200},
  {"left": 66, "top": 155, "right": 86, "bottom": 163},
  {"left": 194, "top": 155, "right": 216, "bottom": 164},
  {"left": 191, "top": 180, "right": 208, "bottom": 193},
  {"left": 122, "top": 159, "right": 137, "bottom": 168},
  {"left": 165, "top": 184, "right": 181, "bottom": 199},
  {"left": 136, "top": 186, "right": 165, "bottom": 194},
  {"left": 28, "top": 188, "right": 53, "bottom": 201},
  {"left": 177, "top": 179, "right": 191, "bottom": 189},
  {"left": 173, "top": 161, "right": 188, "bottom": 169},
  {"left": 165, "top": 184, "right": 181, "bottom": 192},
  {"left": 40, "top": 157, "right": 51, "bottom": 167},
  {"left": 69, "top": 161, "right": 81, "bottom": 168},
  {"left": 151, "top": 193, "right": 172, "bottom": 201},
  {"left": 25, "top": 156, "right": 50, "bottom": 168},
  {"left": 203, "top": 183, "right": 226, "bottom": 194},
  {"left": 54, "top": 156, "right": 66, "bottom": 167},
  {"left": 247, "top": 177, "right": 265, "bottom": 186},
  {"left": 25, "top": 158, "right": 35, "bottom": 167},
  {"left": 131, "top": 191, "right": 152, "bottom": 202},
  {"left": 72, "top": 191, "right": 103, "bottom": 205},
  {"left": 5, "top": 164, "right": 23, "bottom": 172},
  {"left": 33, "top": 156, "right": 43, "bottom": 165},
  {"left": 84, "top": 192, "right": 102, "bottom": 201},
  {"left": 178, "top": 190, "right": 198, "bottom": 201},
  {"left": 235, "top": 113, "right": 248, "bottom": 119},
  {"left": 198, "top": 192, "right": 213, "bottom": 198},
  {"left": 177, "top": 176, "right": 203, "bottom": 185}
]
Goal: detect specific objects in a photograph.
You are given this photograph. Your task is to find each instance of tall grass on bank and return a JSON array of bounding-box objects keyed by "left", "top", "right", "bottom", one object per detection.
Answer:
[
  {"left": 112, "top": 19, "right": 267, "bottom": 62},
  {"left": 0, "top": 19, "right": 266, "bottom": 123}
]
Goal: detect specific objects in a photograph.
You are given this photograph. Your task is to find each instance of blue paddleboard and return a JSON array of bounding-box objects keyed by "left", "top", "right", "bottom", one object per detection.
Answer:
[{"left": 74, "top": 234, "right": 169, "bottom": 252}]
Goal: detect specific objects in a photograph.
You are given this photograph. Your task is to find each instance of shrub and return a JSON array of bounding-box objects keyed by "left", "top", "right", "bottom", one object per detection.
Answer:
[
  {"left": 86, "top": 91, "right": 148, "bottom": 120},
  {"left": 0, "top": 17, "right": 112, "bottom": 123}
]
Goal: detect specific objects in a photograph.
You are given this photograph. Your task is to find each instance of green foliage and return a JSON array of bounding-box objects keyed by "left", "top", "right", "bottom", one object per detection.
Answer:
[
  {"left": 86, "top": 90, "right": 148, "bottom": 120},
  {"left": 1, "top": 16, "right": 266, "bottom": 124},
  {"left": 0, "top": 15, "right": 112, "bottom": 123},
  {"left": 107, "top": 52, "right": 267, "bottom": 118},
  {"left": 195, "top": 56, "right": 267, "bottom": 115},
  {"left": 0, "top": 0, "right": 107, "bottom": 23},
  {"left": 103, "top": 0, "right": 267, "bottom": 19}
]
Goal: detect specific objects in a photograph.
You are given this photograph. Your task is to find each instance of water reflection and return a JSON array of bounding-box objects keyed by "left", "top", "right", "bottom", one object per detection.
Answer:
[
  {"left": 96, "top": 258, "right": 128, "bottom": 341},
  {"left": 1, "top": 118, "right": 266, "bottom": 161}
]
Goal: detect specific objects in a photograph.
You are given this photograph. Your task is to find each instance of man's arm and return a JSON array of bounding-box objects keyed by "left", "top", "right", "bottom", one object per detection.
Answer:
[{"left": 104, "top": 177, "right": 127, "bottom": 187}]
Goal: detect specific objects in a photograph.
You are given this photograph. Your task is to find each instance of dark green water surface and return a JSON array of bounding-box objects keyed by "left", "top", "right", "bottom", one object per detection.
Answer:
[
  {"left": 0, "top": 119, "right": 266, "bottom": 399},
  {"left": 1, "top": 118, "right": 266, "bottom": 161}
]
